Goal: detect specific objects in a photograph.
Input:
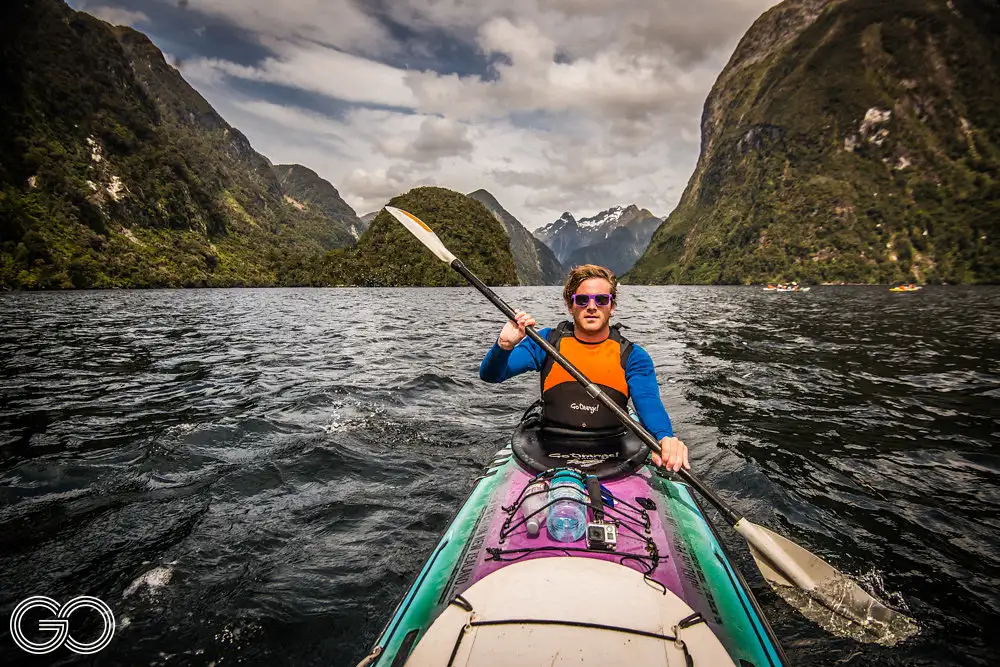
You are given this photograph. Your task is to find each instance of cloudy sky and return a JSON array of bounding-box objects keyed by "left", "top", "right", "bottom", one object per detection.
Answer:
[{"left": 71, "top": 0, "right": 778, "bottom": 230}]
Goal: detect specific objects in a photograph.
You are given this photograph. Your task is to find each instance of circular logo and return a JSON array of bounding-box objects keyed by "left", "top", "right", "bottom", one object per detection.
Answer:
[{"left": 10, "top": 596, "right": 116, "bottom": 655}]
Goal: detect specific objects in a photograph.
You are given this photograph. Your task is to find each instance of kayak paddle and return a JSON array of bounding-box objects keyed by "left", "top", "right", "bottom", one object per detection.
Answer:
[{"left": 383, "top": 205, "right": 917, "bottom": 643}]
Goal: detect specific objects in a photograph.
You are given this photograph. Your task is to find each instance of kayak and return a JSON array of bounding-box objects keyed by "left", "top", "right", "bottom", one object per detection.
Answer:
[
  {"left": 889, "top": 286, "right": 922, "bottom": 292},
  {"left": 357, "top": 416, "right": 786, "bottom": 667},
  {"left": 359, "top": 419, "right": 787, "bottom": 666},
  {"left": 368, "top": 203, "right": 914, "bottom": 662}
]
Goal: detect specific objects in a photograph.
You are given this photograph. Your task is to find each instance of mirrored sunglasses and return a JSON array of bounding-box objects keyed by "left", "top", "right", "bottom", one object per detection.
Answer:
[{"left": 572, "top": 293, "right": 613, "bottom": 308}]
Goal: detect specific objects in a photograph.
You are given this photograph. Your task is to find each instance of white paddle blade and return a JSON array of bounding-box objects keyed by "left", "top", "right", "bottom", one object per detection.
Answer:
[
  {"left": 737, "top": 520, "right": 917, "bottom": 643},
  {"left": 736, "top": 520, "right": 819, "bottom": 591},
  {"left": 384, "top": 206, "right": 457, "bottom": 264}
]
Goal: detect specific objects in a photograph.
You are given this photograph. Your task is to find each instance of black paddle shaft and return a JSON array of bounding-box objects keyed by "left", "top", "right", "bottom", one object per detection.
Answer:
[{"left": 451, "top": 259, "right": 741, "bottom": 526}]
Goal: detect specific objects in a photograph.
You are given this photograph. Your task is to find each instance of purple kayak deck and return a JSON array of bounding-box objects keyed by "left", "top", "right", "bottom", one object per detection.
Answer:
[{"left": 465, "top": 465, "right": 685, "bottom": 597}]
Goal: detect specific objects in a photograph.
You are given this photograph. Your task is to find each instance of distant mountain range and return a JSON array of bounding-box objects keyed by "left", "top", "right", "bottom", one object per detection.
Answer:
[
  {"left": 467, "top": 189, "right": 563, "bottom": 285},
  {"left": 10, "top": 0, "right": 991, "bottom": 289},
  {"left": 533, "top": 205, "right": 662, "bottom": 275}
]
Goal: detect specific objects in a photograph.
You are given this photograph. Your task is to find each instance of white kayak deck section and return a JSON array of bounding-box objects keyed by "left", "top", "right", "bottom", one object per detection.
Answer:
[{"left": 405, "top": 558, "right": 737, "bottom": 667}]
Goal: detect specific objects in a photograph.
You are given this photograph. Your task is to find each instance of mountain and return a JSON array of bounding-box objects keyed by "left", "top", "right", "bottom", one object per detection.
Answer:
[
  {"left": 467, "top": 189, "right": 563, "bottom": 285},
  {"left": 627, "top": 0, "right": 1000, "bottom": 284},
  {"left": 359, "top": 210, "right": 379, "bottom": 229},
  {"left": 533, "top": 212, "right": 589, "bottom": 264},
  {"left": 0, "top": 0, "right": 353, "bottom": 288},
  {"left": 272, "top": 164, "right": 364, "bottom": 243},
  {"left": 566, "top": 208, "right": 662, "bottom": 274},
  {"left": 535, "top": 205, "right": 662, "bottom": 273},
  {"left": 322, "top": 186, "right": 518, "bottom": 287}
]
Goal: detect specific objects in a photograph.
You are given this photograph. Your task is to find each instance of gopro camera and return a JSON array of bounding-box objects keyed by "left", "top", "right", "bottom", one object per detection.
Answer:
[{"left": 586, "top": 521, "right": 618, "bottom": 551}]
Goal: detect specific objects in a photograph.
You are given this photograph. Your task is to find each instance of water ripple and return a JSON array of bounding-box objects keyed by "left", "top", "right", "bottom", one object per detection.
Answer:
[{"left": 1, "top": 286, "right": 998, "bottom": 666}]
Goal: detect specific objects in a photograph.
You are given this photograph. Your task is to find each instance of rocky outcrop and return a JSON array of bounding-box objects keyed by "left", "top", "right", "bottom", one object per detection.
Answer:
[{"left": 273, "top": 163, "right": 363, "bottom": 244}]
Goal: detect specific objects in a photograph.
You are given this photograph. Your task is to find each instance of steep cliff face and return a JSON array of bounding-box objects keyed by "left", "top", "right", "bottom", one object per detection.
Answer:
[
  {"left": 273, "top": 164, "right": 363, "bottom": 244},
  {"left": 0, "top": 0, "right": 351, "bottom": 288},
  {"left": 628, "top": 0, "right": 1000, "bottom": 284},
  {"left": 467, "top": 189, "right": 563, "bottom": 285},
  {"left": 323, "top": 187, "right": 518, "bottom": 287},
  {"left": 533, "top": 212, "right": 588, "bottom": 263}
]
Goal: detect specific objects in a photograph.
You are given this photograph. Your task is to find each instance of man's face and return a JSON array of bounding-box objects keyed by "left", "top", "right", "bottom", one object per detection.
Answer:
[{"left": 569, "top": 277, "right": 615, "bottom": 335}]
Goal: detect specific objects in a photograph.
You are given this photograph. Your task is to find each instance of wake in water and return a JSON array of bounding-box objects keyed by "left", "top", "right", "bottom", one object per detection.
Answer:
[{"left": 770, "top": 572, "right": 919, "bottom": 647}]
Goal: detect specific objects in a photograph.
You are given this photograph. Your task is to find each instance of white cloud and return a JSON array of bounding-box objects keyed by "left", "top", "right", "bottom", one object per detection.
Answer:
[
  {"left": 479, "top": 17, "right": 556, "bottom": 66},
  {"left": 381, "top": 0, "right": 774, "bottom": 63},
  {"left": 379, "top": 117, "right": 474, "bottom": 163},
  {"left": 343, "top": 164, "right": 436, "bottom": 205},
  {"left": 184, "top": 42, "right": 418, "bottom": 109},
  {"left": 160, "top": 0, "right": 391, "bottom": 55},
  {"left": 228, "top": 100, "right": 351, "bottom": 150},
  {"left": 405, "top": 16, "right": 730, "bottom": 124},
  {"left": 80, "top": 3, "right": 149, "bottom": 26}
]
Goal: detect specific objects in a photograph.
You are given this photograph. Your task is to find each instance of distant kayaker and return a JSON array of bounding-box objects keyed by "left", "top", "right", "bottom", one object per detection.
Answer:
[{"left": 479, "top": 264, "right": 690, "bottom": 472}]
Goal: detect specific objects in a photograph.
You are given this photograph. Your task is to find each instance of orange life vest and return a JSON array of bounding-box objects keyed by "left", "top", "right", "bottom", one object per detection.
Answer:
[{"left": 539, "top": 321, "right": 633, "bottom": 430}]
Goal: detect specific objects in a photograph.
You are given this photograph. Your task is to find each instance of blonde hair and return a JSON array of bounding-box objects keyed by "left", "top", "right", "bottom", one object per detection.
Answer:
[{"left": 562, "top": 264, "right": 618, "bottom": 307}]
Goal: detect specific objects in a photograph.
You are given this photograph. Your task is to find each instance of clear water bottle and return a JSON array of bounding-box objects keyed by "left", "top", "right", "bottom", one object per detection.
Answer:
[
  {"left": 520, "top": 480, "right": 548, "bottom": 537},
  {"left": 546, "top": 471, "right": 587, "bottom": 542}
]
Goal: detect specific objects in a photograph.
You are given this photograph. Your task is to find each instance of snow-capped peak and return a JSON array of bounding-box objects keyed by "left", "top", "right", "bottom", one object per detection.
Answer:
[
  {"left": 577, "top": 205, "right": 626, "bottom": 231},
  {"left": 535, "top": 212, "right": 578, "bottom": 238}
]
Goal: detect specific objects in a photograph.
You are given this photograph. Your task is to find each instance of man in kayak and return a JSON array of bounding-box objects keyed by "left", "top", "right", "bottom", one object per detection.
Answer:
[{"left": 479, "top": 264, "right": 690, "bottom": 472}]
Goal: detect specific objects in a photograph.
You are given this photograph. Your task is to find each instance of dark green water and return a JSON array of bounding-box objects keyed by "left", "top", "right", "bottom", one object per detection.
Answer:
[{"left": 1, "top": 286, "right": 998, "bottom": 666}]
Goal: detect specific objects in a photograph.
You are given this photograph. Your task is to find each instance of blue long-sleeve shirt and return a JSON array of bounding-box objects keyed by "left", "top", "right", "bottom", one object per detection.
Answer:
[{"left": 479, "top": 327, "right": 674, "bottom": 440}]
